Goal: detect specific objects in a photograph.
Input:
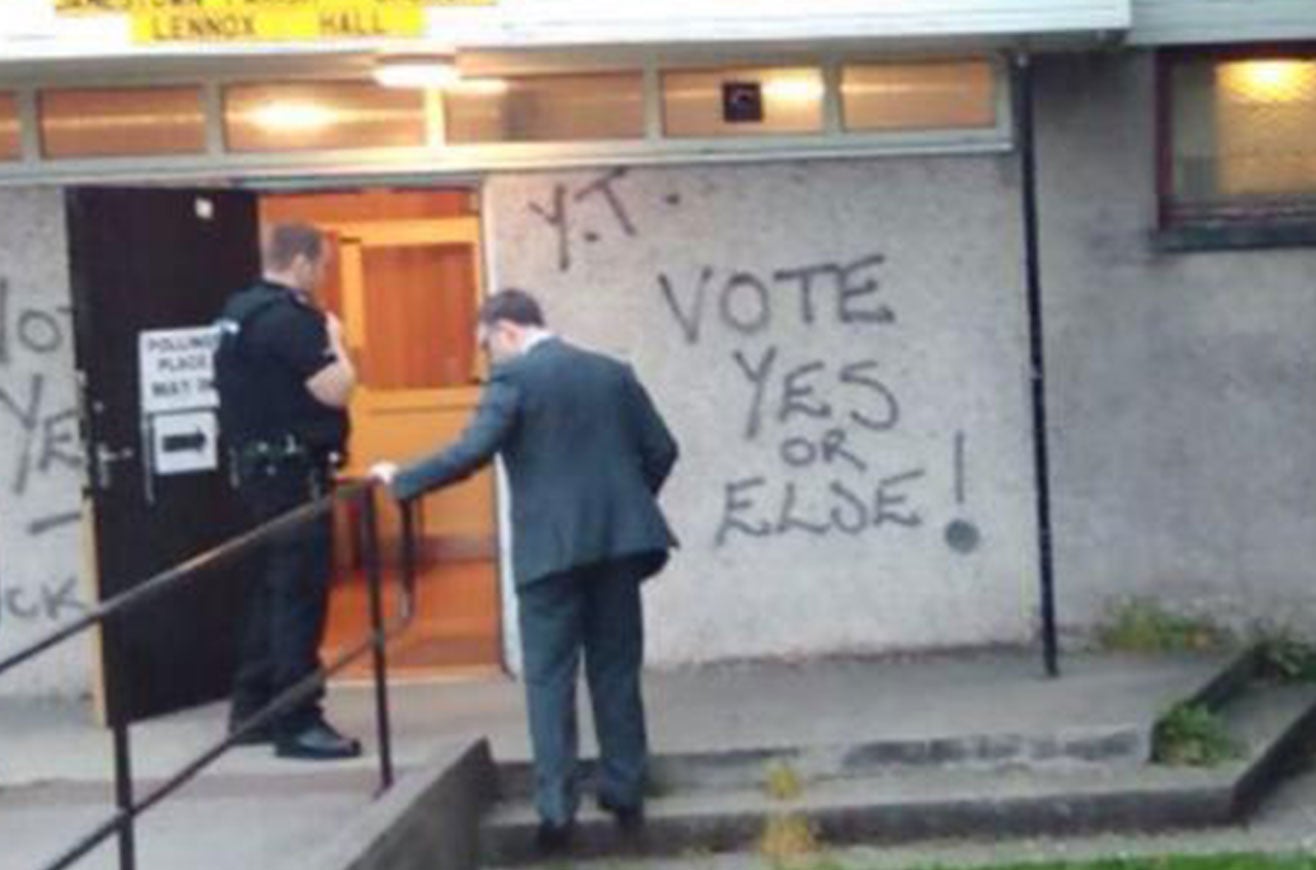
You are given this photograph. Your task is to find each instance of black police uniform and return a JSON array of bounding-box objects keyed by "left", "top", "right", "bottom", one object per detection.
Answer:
[{"left": 214, "top": 279, "right": 348, "bottom": 741}]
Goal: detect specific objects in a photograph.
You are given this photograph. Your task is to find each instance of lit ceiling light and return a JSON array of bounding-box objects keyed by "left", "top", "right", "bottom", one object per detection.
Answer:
[
  {"left": 249, "top": 101, "right": 337, "bottom": 132},
  {"left": 1223, "top": 59, "right": 1312, "bottom": 103},
  {"left": 448, "top": 77, "right": 509, "bottom": 96},
  {"left": 373, "top": 54, "right": 461, "bottom": 89},
  {"left": 763, "top": 77, "right": 825, "bottom": 104}
]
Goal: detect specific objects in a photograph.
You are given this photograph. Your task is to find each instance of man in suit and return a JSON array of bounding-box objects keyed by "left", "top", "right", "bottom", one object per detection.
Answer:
[{"left": 373, "top": 288, "right": 678, "bottom": 852}]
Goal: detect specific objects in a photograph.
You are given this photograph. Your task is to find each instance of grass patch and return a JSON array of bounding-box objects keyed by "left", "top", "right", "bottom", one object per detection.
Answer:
[
  {"left": 757, "top": 813, "right": 821, "bottom": 865},
  {"left": 1097, "top": 597, "right": 1232, "bottom": 653},
  {"left": 1252, "top": 630, "right": 1316, "bottom": 682},
  {"left": 757, "top": 761, "right": 818, "bottom": 866},
  {"left": 793, "top": 855, "right": 1316, "bottom": 870},
  {"left": 1152, "top": 702, "right": 1241, "bottom": 766},
  {"left": 764, "top": 760, "right": 805, "bottom": 801},
  {"left": 923, "top": 856, "right": 1316, "bottom": 870}
]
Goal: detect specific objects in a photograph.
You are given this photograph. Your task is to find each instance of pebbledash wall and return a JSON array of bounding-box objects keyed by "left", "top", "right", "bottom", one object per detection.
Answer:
[
  {"left": 1037, "top": 51, "right": 1316, "bottom": 637},
  {"left": 0, "top": 188, "right": 88, "bottom": 696},
  {"left": 483, "top": 159, "right": 1037, "bottom": 665},
  {"left": 4, "top": 49, "right": 1316, "bottom": 696}
]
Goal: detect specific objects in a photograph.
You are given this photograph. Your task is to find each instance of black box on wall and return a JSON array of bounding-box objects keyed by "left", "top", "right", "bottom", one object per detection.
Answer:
[{"left": 722, "top": 81, "right": 764, "bottom": 123}]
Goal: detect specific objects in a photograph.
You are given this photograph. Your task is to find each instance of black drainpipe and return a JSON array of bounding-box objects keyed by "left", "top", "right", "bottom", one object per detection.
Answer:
[{"left": 1012, "top": 51, "right": 1060, "bottom": 678}]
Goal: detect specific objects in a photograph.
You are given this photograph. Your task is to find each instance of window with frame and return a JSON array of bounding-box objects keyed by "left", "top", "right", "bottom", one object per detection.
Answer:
[
  {"left": 39, "top": 86, "right": 206, "bottom": 159},
  {"left": 444, "top": 72, "right": 645, "bottom": 144},
  {"left": 1160, "top": 46, "right": 1316, "bottom": 247},
  {"left": 0, "top": 93, "right": 19, "bottom": 161},
  {"left": 224, "top": 81, "right": 426, "bottom": 153}
]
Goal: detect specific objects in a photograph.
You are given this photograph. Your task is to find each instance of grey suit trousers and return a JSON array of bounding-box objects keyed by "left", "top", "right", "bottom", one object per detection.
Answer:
[{"left": 517, "top": 556, "right": 651, "bottom": 826}]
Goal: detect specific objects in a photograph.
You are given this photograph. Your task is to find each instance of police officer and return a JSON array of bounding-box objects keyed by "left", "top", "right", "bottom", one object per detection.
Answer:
[{"left": 215, "top": 222, "right": 361, "bottom": 760}]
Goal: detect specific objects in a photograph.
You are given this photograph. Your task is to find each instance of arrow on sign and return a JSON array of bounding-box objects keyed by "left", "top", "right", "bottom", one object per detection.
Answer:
[{"left": 162, "top": 430, "right": 208, "bottom": 454}]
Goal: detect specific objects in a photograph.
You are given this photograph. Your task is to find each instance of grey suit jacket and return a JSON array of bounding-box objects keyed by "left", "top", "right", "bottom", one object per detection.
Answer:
[{"left": 393, "top": 338, "right": 679, "bottom": 588}]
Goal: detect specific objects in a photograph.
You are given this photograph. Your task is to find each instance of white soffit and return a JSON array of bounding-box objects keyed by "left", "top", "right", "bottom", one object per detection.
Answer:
[
  {"left": 0, "top": 0, "right": 1132, "bottom": 65},
  {"left": 1130, "top": 0, "right": 1316, "bottom": 46}
]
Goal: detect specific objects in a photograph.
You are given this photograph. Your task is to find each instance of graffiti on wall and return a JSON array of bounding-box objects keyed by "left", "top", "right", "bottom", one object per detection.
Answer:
[
  {"left": 528, "top": 168, "right": 689, "bottom": 272},
  {"left": 656, "top": 254, "right": 935, "bottom": 548},
  {"left": 0, "top": 275, "right": 87, "bottom": 629},
  {"left": 524, "top": 170, "right": 982, "bottom": 554}
]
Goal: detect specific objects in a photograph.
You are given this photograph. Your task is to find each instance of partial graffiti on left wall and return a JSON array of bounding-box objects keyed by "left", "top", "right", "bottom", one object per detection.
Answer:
[{"left": 0, "top": 275, "right": 87, "bottom": 629}]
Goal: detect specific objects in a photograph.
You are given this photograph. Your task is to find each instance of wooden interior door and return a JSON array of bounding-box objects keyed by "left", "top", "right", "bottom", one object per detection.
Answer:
[{"left": 333, "top": 217, "right": 494, "bottom": 554}]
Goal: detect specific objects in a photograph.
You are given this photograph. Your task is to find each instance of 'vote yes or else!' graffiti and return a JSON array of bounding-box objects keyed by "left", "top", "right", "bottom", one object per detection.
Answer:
[
  {"left": 523, "top": 168, "right": 983, "bottom": 555},
  {"left": 656, "top": 254, "right": 936, "bottom": 549}
]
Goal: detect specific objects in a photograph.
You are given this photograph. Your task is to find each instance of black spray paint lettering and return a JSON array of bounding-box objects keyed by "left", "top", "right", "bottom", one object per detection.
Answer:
[
  {"left": 720, "top": 273, "right": 771, "bottom": 336},
  {"left": 779, "top": 361, "right": 831, "bottom": 424},
  {"left": 945, "top": 431, "right": 982, "bottom": 554},
  {"left": 658, "top": 268, "right": 714, "bottom": 345},
  {"left": 529, "top": 168, "right": 637, "bottom": 272},
  {"left": 714, "top": 469, "right": 926, "bottom": 547},
  {"left": 657, "top": 253, "right": 894, "bottom": 346},
  {"left": 732, "top": 346, "right": 900, "bottom": 442},
  {"left": 0, "top": 577, "right": 85, "bottom": 625},
  {"left": 716, "top": 476, "right": 773, "bottom": 545},
  {"left": 731, "top": 346, "right": 776, "bottom": 440},
  {"left": 0, "top": 280, "right": 71, "bottom": 368},
  {"left": 28, "top": 511, "right": 80, "bottom": 536},
  {"left": 575, "top": 169, "right": 637, "bottom": 237},
  {"left": 0, "top": 374, "right": 82, "bottom": 496},
  {"left": 779, "top": 428, "right": 867, "bottom": 474}
]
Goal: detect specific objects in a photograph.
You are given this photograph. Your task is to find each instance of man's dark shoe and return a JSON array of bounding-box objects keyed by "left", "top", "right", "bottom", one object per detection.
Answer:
[
  {"left": 599, "top": 796, "right": 645, "bottom": 834},
  {"left": 274, "top": 720, "right": 362, "bottom": 760},
  {"left": 534, "top": 820, "right": 574, "bottom": 856}
]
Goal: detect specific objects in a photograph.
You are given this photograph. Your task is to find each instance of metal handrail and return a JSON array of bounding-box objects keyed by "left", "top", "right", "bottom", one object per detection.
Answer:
[{"left": 0, "top": 479, "right": 419, "bottom": 870}]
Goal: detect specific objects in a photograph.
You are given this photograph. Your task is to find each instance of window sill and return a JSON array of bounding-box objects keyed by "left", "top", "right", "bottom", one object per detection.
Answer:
[{"left": 1153, "top": 222, "right": 1316, "bottom": 253}]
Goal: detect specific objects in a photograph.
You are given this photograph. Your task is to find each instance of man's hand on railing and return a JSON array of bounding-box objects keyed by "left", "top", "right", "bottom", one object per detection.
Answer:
[{"left": 370, "top": 461, "right": 399, "bottom": 488}]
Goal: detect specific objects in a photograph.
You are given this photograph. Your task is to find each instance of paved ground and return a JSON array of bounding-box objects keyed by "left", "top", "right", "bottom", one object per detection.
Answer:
[
  {"left": 1, "top": 650, "right": 1284, "bottom": 870},
  {"left": 0, "top": 651, "right": 1226, "bottom": 787}
]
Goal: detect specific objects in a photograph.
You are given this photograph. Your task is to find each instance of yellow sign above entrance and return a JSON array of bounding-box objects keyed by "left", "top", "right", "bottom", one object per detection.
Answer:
[
  {"left": 131, "top": 1, "right": 430, "bottom": 42},
  {"left": 52, "top": 0, "right": 494, "bottom": 19}
]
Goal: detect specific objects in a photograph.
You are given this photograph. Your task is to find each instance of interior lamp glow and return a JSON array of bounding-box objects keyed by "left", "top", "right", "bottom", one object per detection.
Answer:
[
  {"left": 762, "top": 77, "right": 825, "bottom": 104},
  {"left": 1224, "top": 59, "right": 1311, "bottom": 103},
  {"left": 373, "top": 55, "right": 461, "bottom": 89},
  {"left": 249, "top": 101, "right": 337, "bottom": 132},
  {"left": 448, "top": 78, "right": 510, "bottom": 96}
]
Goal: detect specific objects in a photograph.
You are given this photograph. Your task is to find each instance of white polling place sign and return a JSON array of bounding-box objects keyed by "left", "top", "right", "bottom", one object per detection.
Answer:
[
  {"left": 139, "top": 326, "right": 220, "bottom": 413},
  {"left": 138, "top": 326, "right": 221, "bottom": 476}
]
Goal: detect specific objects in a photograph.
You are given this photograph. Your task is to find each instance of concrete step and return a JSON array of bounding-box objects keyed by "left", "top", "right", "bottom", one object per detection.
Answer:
[
  {"left": 493, "top": 726, "right": 1150, "bottom": 802},
  {"left": 1222, "top": 679, "right": 1316, "bottom": 815},
  {"left": 481, "top": 765, "right": 1233, "bottom": 865},
  {"left": 479, "top": 677, "right": 1316, "bottom": 866}
]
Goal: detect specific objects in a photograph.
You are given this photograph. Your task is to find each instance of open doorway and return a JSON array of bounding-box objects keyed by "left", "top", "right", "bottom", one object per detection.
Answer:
[{"left": 260, "top": 188, "right": 503, "bottom": 679}]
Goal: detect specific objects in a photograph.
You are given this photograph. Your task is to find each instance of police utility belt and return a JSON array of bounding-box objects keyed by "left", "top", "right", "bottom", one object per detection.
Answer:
[{"left": 230, "top": 434, "right": 341, "bottom": 485}]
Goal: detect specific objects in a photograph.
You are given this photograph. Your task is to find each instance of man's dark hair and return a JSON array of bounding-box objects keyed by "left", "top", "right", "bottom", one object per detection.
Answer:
[
  {"left": 480, "top": 288, "right": 545, "bottom": 327},
  {"left": 262, "top": 222, "right": 325, "bottom": 272}
]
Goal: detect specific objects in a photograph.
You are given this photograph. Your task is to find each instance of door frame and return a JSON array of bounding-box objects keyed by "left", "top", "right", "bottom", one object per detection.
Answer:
[{"left": 252, "top": 179, "right": 512, "bottom": 678}]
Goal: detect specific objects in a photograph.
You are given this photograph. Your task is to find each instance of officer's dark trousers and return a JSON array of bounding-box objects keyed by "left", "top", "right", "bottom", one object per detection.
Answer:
[
  {"left": 230, "top": 464, "right": 332, "bottom": 737},
  {"left": 517, "top": 556, "right": 650, "bottom": 827}
]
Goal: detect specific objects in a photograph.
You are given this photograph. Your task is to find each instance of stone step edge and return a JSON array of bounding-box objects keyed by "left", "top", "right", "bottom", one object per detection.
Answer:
[
  {"left": 482, "top": 675, "right": 1316, "bottom": 866},
  {"left": 493, "top": 725, "right": 1151, "bottom": 799},
  {"left": 481, "top": 766, "right": 1240, "bottom": 865}
]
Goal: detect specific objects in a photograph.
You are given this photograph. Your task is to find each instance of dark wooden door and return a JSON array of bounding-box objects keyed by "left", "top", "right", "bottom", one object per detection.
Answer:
[{"left": 67, "top": 187, "right": 260, "bottom": 725}]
